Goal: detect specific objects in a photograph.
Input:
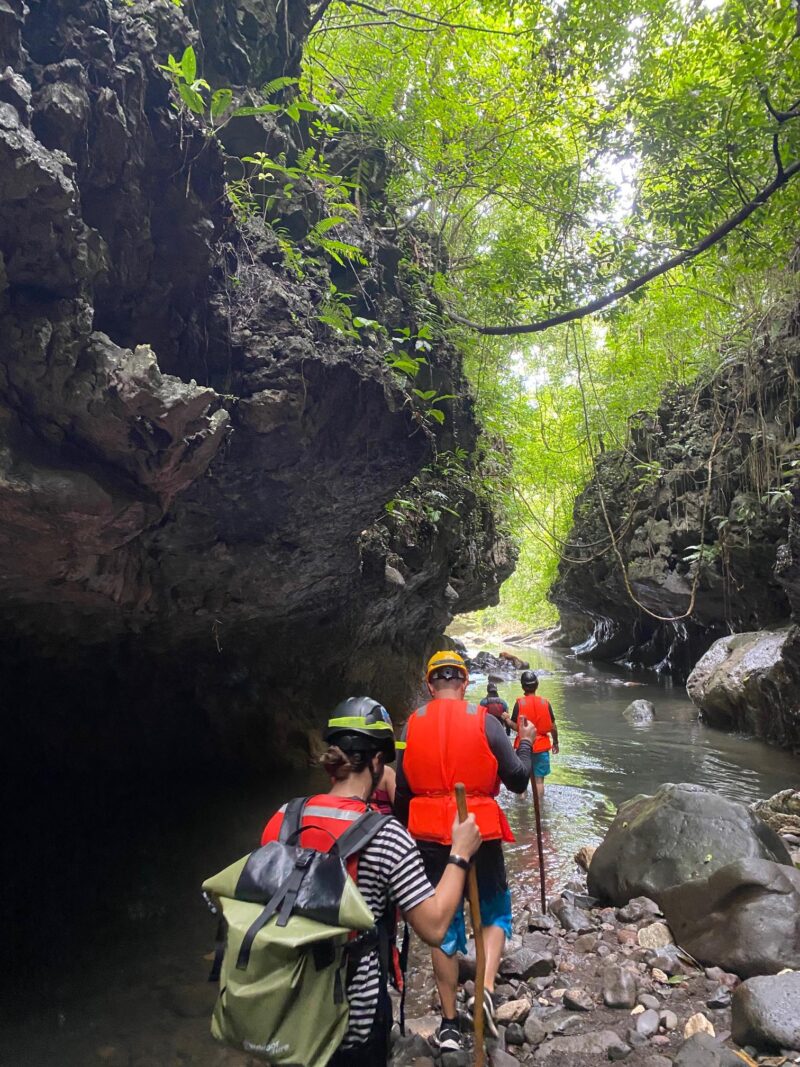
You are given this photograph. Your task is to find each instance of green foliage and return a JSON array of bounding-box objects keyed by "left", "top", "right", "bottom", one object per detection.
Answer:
[{"left": 308, "top": 0, "right": 800, "bottom": 629}]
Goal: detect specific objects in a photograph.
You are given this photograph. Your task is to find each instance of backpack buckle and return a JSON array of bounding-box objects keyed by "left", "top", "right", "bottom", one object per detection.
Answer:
[{"left": 294, "top": 849, "right": 315, "bottom": 870}]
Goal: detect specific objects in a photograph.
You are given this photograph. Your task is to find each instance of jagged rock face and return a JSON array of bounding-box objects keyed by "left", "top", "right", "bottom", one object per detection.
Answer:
[
  {"left": 551, "top": 307, "right": 800, "bottom": 678},
  {"left": 0, "top": 0, "right": 513, "bottom": 775}
]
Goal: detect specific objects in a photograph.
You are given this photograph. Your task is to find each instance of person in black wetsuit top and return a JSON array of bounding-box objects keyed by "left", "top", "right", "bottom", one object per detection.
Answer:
[{"left": 479, "top": 682, "right": 508, "bottom": 722}]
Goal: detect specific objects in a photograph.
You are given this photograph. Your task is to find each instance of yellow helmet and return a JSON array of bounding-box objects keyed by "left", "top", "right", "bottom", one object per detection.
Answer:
[{"left": 426, "top": 650, "right": 469, "bottom": 681}]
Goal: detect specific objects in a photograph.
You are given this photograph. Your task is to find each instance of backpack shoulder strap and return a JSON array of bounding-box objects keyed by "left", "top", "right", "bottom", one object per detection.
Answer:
[
  {"left": 279, "top": 796, "right": 309, "bottom": 843},
  {"left": 335, "top": 810, "right": 393, "bottom": 861}
]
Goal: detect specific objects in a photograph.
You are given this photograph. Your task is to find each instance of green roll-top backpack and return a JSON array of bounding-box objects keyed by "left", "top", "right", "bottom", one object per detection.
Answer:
[{"left": 202, "top": 797, "right": 391, "bottom": 1066}]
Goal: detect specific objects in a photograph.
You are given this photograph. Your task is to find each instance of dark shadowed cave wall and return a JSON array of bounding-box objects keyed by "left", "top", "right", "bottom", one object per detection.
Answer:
[{"left": 0, "top": 0, "right": 513, "bottom": 781}]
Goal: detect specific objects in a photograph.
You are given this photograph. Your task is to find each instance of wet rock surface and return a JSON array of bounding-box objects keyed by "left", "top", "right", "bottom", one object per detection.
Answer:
[
  {"left": 660, "top": 858, "right": 800, "bottom": 977},
  {"left": 587, "top": 783, "right": 791, "bottom": 905},
  {"left": 731, "top": 972, "right": 800, "bottom": 1051},
  {"left": 623, "top": 700, "right": 656, "bottom": 724},
  {"left": 687, "top": 629, "right": 800, "bottom": 750}
]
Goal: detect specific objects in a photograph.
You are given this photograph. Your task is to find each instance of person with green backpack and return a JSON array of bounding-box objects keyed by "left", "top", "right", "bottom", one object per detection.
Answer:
[{"left": 203, "top": 696, "right": 482, "bottom": 1067}]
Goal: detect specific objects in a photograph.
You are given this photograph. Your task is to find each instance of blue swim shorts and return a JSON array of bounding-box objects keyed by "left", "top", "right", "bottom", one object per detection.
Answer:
[
  {"left": 531, "top": 751, "right": 551, "bottom": 778},
  {"left": 440, "top": 888, "right": 513, "bottom": 957}
]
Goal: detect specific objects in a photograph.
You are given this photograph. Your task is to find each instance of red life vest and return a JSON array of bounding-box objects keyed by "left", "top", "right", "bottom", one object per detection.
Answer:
[
  {"left": 483, "top": 697, "right": 506, "bottom": 721},
  {"left": 261, "top": 794, "right": 405, "bottom": 991},
  {"left": 261, "top": 794, "right": 370, "bottom": 879},
  {"left": 403, "top": 699, "right": 514, "bottom": 845},
  {"left": 514, "top": 694, "right": 553, "bottom": 753}
]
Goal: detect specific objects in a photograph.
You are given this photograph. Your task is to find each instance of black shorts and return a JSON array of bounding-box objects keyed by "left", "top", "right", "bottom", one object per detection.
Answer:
[{"left": 418, "top": 839, "right": 508, "bottom": 899}]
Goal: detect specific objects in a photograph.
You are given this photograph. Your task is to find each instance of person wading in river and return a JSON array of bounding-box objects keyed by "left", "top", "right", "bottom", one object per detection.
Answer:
[
  {"left": 505, "top": 670, "right": 559, "bottom": 807},
  {"left": 394, "top": 652, "right": 536, "bottom": 1051},
  {"left": 260, "top": 696, "right": 482, "bottom": 1067},
  {"left": 479, "top": 681, "right": 508, "bottom": 722}
]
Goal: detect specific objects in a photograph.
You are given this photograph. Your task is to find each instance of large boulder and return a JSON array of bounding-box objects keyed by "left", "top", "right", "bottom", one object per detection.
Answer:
[
  {"left": 660, "top": 858, "right": 800, "bottom": 977},
  {"left": 587, "top": 783, "right": 791, "bottom": 905},
  {"left": 687, "top": 627, "right": 800, "bottom": 749},
  {"left": 731, "top": 972, "right": 800, "bottom": 1051}
]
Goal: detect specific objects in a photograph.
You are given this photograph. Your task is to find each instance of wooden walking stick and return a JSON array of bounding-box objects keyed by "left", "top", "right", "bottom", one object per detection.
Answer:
[
  {"left": 455, "top": 783, "right": 485, "bottom": 1067},
  {"left": 531, "top": 768, "right": 547, "bottom": 914}
]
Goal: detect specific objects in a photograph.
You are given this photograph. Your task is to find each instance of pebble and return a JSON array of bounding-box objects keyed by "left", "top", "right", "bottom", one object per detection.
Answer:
[
  {"left": 505, "top": 1023, "right": 525, "bottom": 1046},
  {"left": 638, "top": 994, "right": 660, "bottom": 1010},
  {"left": 573, "top": 932, "right": 599, "bottom": 954},
  {"left": 563, "top": 988, "right": 594, "bottom": 1012},
  {"left": 626, "top": 1028, "right": 651, "bottom": 1048},
  {"left": 523, "top": 1013, "right": 547, "bottom": 1047},
  {"left": 683, "top": 1012, "right": 715, "bottom": 1038},
  {"left": 608, "top": 1044, "right": 633, "bottom": 1061},
  {"left": 636, "top": 1009, "right": 661, "bottom": 1037},
  {"left": 651, "top": 1034, "right": 671, "bottom": 1047},
  {"left": 489, "top": 1050, "right": 519, "bottom": 1067},
  {"left": 495, "top": 999, "right": 531, "bottom": 1025},
  {"left": 659, "top": 1010, "right": 678, "bottom": 1031},
  {"left": 706, "top": 986, "right": 731, "bottom": 1009},
  {"left": 597, "top": 942, "right": 613, "bottom": 958},
  {"left": 616, "top": 897, "right": 661, "bottom": 924},
  {"left": 617, "top": 929, "right": 639, "bottom": 946},
  {"left": 527, "top": 914, "right": 556, "bottom": 932},
  {"left": 651, "top": 968, "right": 669, "bottom": 983},
  {"left": 603, "top": 966, "right": 639, "bottom": 1008},
  {"left": 637, "top": 923, "right": 674, "bottom": 950}
]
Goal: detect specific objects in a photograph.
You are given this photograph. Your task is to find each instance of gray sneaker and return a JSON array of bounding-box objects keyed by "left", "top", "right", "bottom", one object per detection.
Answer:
[
  {"left": 467, "top": 988, "right": 498, "bottom": 1039},
  {"left": 435, "top": 1018, "right": 462, "bottom": 1051}
]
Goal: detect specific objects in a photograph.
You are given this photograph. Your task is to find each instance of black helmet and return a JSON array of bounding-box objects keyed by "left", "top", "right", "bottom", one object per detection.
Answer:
[
  {"left": 325, "top": 696, "right": 396, "bottom": 762},
  {"left": 520, "top": 670, "right": 538, "bottom": 690},
  {"left": 487, "top": 682, "right": 499, "bottom": 695}
]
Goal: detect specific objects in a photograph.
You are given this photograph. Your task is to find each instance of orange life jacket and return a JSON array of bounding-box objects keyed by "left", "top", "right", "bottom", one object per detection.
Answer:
[
  {"left": 403, "top": 699, "right": 514, "bottom": 845},
  {"left": 514, "top": 693, "right": 553, "bottom": 753}
]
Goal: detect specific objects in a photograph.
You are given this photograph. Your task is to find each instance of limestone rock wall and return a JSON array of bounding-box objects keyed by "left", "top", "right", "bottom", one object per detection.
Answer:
[
  {"left": 550, "top": 299, "right": 800, "bottom": 680},
  {"left": 0, "top": 0, "right": 513, "bottom": 776}
]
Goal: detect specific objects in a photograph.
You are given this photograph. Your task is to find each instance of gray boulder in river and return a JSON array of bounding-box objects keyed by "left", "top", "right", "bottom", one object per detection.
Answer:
[
  {"left": 587, "top": 783, "right": 791, "bottom": 905},
  {"left": 686, "top": 627, "right": 800, "bottom": 749},
  {"left": 659, "top": 858, "right": 800, "bottom": 977},
  {"left": 732, "top": 972, "right": 800, "bottom": 1051},
  {"left": 622, "top": 699, "right": 655, "bottom": 723}
]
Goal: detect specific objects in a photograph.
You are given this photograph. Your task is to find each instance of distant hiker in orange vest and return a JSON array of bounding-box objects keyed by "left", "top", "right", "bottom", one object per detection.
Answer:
[
  {"left": 260, "top": 696, "right": 482, "bottom": 1067},
  {"left": 505, "top": 670, "right": 559, "bottom": 807},
  {"left": 394, "top": 651, "right": 537, "bottom": 1052}
]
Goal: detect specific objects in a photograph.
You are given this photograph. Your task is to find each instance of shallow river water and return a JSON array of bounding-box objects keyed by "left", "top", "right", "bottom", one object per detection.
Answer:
[{"left": 4, "top": 644, "right": 798, "bottom": 1065}]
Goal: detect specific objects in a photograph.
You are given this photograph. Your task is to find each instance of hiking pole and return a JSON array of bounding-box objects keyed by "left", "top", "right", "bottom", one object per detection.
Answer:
[
  {"left": 530, "top": 761, "right": 547, "bottom": 913},
  {"left": 455, "top": 783, "right": 485, "bottom": 1067}
]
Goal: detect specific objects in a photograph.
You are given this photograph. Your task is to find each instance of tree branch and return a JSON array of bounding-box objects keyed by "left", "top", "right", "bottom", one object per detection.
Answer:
[
  {"left": 448, "top": 159, "right": 800, "bottom": 337},
  {"left": 308, "top": 0, "right": 336, "bottom": 33}
]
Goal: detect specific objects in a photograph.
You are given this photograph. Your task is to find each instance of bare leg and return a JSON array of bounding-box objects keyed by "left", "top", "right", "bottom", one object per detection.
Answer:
[
  {"left": 482, "top": 924, "right": 506, "bottom": 993},
  {"left": 432, "top": 948, "right": 459, "bottom": 1018}
]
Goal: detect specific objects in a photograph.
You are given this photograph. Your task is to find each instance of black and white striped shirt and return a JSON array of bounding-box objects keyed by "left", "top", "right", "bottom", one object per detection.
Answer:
[{"left": 342, "top": 819, "right": 434, "bottom": 1047}]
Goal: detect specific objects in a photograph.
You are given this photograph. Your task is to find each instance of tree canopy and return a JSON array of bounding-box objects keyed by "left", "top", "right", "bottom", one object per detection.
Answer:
[{"left": 304, "top": 0, "right": 800, "bottom": 625}]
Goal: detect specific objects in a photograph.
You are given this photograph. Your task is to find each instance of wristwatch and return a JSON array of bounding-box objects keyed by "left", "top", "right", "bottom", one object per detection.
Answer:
[{"left": 447, "top": 854, "right": 470, "bottom": 871}]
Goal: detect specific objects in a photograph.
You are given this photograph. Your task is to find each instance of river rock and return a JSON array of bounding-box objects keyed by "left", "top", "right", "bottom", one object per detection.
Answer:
[
  {"left": 616, "top": 896, "right": 661, "bottom": 923},
  {"left": 533, "top": 1030, "right": 630, "bottom": 1059},
  {"left": 751, "top": 788, "right": 800, "bottom": 838},
  {"left": 489, "top": 1051, "right": 519, "bottom": 1067},
  {"left": 563, "top": 988, "right": 593, "bottom": 1011},
  {"left": 706, "top": 987, "right": 731, "bottom": 1008},
  {"left": 495, "top": 999, "right": 531, "bottom": 1025},
  {"left": 442, "top": 1051, "right": 471, "bottom": 1067},
  {"left": 637, "top": 922, "right": 673, "bottom": 949},
  {"left": 687, "top": 628, "right": 800, "bottom": 748},
  {"left": 659, "top": 858, "right": 800, "bottom": 977},
  {"left": 672, "top": 1033, "right": 743, "bottom": 1067},
  {"left": 623, "top": 699, "right": 655, "bottom": 724},
  {"left": 505, "top": 1022, "right": 524, "bottom": 1046},
  {"left": 523, "top": 1013, "right": 547, "bottom": 1046},
  {"left": 659, "top": 1010, "right": 678, "bottom": 1031},
  {"left": 587, "top": 783, "right": 791, "bottom": 905},
  {"left": 602, "top": 965, "right": 638, "bottom": 1007},
  {"left": 549, "top": 897, "right": 594, "bottom": 933},
  {"left": 684, "top": 1013, "right": 714, "bottom": 1038},
  {"left": 500, "top": 948, "right": 556, "bottom": 981},
  {"left": 636, "top": 1009, "right": 660, "bottom": 1037},
  {"left": 574, "top": 845, "right": 596, "bottom": 871},
  {"left": 731, "top": 972, "right": 800, "bottom": 1051}
]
